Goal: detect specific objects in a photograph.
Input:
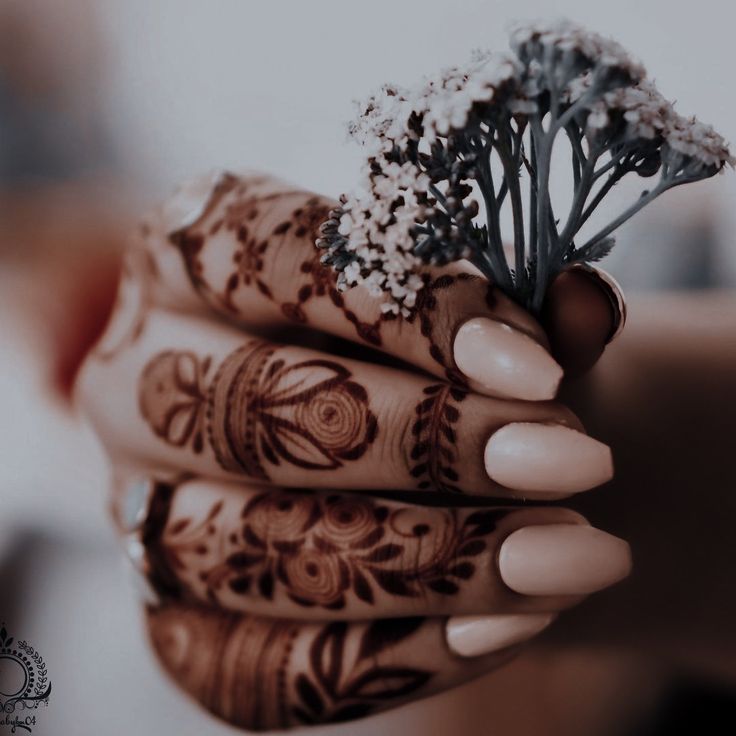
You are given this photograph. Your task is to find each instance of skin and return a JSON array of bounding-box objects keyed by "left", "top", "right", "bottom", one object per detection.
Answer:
[{"left": 70, "top": 172, "right": 625, "bottom": 731}]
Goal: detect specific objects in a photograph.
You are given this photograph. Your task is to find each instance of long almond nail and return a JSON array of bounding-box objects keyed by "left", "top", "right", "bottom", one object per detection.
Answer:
[
  {"left": 484, "top": 423, "right": 613, "bottom": 493},
  {"left": 454, "top": 318, "right": 563, "bottom": 401},
  {"left": 446, "top": 613, "right": 555, "bottom": 657},
  {"left": 499, "top": 524, "right": 632, "bottom": 596}
]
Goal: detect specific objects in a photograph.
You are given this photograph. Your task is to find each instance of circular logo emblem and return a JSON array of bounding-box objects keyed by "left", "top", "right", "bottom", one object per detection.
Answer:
[{"left": 0, "top": 626, "right": 51, "bottom": 733}]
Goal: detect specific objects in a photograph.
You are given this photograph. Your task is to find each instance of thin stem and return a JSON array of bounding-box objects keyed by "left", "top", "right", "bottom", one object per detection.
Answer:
[
  {"left": 528, "top": 136, "right": 538, "bottom": 264},
  {"left": 592, "top": 143, "right": 638, "bottom": 181},
  {"left": 476, "top": 140, "right": 513, "bottom": 291},
  {"left": 429, "top": 183, "right": 448, "bottom": 206},
  {"left": 531, "top": 116, "right": 552, "bottom": 313},
  {"left": 496, "top": 129, "right": 527, "bottom": 291},
  {"left": 577, "top": 167, "right": 625, "bottom": 232},
  {"left": 553, "top": 86, "right": 600, "bottom": 136},
  {"left": 557, "top": 155, "right": 596, "bottom": 259},
  {"left": 578, "top": 179, "right": 669, "bottom": 252}
]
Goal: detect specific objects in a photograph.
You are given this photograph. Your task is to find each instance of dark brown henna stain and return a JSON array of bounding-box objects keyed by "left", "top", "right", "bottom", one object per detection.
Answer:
[
  {"left": 148, "top": 604, "right": 300, "bottom": 730},
  {"left": 208, "top": 343, "right": 378, "bottom": 477},
  {"left": 141, "top": 481, "right": 183, "bottom": 599},
  {"left": 167, "top": 173, "right": 386, "bottom": 344},
  {"left": 157, "top": 490, "right": 500, "bottom": 609},
  {"left": 138, "top": 343, "right": 378, "bottom": 480},
  {"left": 410, "top": 383, "right": 467, "bottom": 493},
  {"left": 138, "top": 351, "right": 212, "bottom": 454},
  {"left": 292, "top": 618, "right": 431, "bottom": 725},
  {"left": 406, "top": 273, "right": 476, "bottom": 385},
  {"left": 147, "top": 605, "right": 435, "bottom": 730}
]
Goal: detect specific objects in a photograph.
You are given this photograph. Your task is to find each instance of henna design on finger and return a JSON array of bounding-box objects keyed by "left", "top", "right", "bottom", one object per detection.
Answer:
[
  {"left": 166, "top": 172, "right": 385, "bottom": 343},
  {"left": 147, "top": 604, "right": 435, "bottom": 730},
  {"left": 138, "top": 351, "right": 212, "bottom": 453},
  {"left": 292, "top": 618, "right": 430, "bottom": 725},
  {"left": 138, "top": 343, "right": 378, "bottom": 480},
  {"left": 410, "top": 383, "right": 467, "bottom": 493},
  {"left": 407, "top": 272, "right": 489, "bottom": 385},
  {"left": 148, "top": 488, "right": 501, "bottom": 609}
]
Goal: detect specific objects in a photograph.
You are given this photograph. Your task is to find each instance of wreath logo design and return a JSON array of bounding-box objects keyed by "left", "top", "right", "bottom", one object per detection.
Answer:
[{"left": 0, "top": 625, "right": 51, "bottom": 733}]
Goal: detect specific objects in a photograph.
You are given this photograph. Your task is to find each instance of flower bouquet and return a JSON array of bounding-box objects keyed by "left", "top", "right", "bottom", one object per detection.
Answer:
[{"left": 317, "top": 19, "right": 732, "bottom": 314}]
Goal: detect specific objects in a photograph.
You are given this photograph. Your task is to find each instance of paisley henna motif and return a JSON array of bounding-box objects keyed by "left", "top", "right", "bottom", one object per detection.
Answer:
[
  {"left": 138, "top": 344, "right": 378, "bottom": 480},
  {"left": 151, "top": 489, "right": 500, "bottom": 610}
]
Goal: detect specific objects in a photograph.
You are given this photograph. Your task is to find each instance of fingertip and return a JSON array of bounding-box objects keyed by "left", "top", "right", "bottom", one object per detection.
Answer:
[{"left": 541, "top": 266, "right": 625, "bottom": 378}]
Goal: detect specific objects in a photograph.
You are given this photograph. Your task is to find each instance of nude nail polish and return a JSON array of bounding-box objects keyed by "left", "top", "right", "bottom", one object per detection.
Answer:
[
  {"left": 499, "top": 524, "right": 632, "bottom": 596},
  {"left": 453, "top": 317, "right": 563, "bottom": 400},
  {"left": 484, "top": 423, "right": 613, "bottom": 493},
  {"left": 446, "top": 613, "right": 555, "bottom": 657}
]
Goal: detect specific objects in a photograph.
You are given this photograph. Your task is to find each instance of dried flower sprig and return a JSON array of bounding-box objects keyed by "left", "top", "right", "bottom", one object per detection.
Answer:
[{"left": 317, "top": 19, "right": 733, "bottom": 315}]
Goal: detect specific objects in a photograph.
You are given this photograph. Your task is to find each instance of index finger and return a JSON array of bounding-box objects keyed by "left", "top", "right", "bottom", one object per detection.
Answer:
[{"left": 136, "top": 171, "right": 563, "bottom": 401}]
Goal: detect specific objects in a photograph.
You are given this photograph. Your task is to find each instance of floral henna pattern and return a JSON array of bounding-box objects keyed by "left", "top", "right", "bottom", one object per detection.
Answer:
[
  {"left": 410, "top": 383, "right": 467, "bottom": 493},
  {"left": 138, "top": 351, "right": 212, "bottom": 453},
  {"left": 167, "top": 172, "right": 385, "bottom": 344},
  {"left": 155, "top": 490, "right": 501, "bottom": 609},
  {"left": 138, "top": 343, "right": 378, "bottom": 480},
  {"left": 292, "top": 618, "right": 431, "bottom": 725},
  {"left": 147, "top": 605, "right": 434, "bottom": 730}
]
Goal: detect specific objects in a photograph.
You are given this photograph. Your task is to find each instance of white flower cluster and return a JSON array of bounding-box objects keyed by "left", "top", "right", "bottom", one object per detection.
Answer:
[
  {"left": 664, "top": 117, "right": 735, "bottom": 171},
  {"left": 347, "top": 85, "right": 414, "bottom": 153},
  {"left": 585, "top": 80, "right": 672, "bottom": 140},
  {"left": 510, "top": 18, "right": 645, "bottom": 84},
  {"left": 416, "top": 54, "right": 520, "bottom": 143},
  {"left": 349, "top": 53, "right": 521, "bottom": 150},
  {"left": 335, "top": 162, "right": 430, "bottom": 316},
  {"left": 319, "top": 18, "right": 733, "bottom": 316},
  {"left": 577, "top": 77, "right": 733, "bottom": 171}
]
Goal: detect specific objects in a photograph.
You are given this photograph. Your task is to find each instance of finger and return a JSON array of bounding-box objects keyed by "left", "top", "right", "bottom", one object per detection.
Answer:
[
  {"left": 78, "top": 306, "right": 613, "bottom": 498},
  {"left": 146, "top": 602, "right": 551, "bottom": 730},
  {"left": 541, "top": 265, "right": 626, "bottom": 378},
  {"left": 137, "top": 479, "right": 631, "bottom": 620},
  {"left": 137, "top": 171, "right": 564, "bottom": 401}
]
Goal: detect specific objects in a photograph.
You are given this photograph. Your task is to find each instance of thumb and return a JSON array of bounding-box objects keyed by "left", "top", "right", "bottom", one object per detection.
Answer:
[{"left": 540, "top": 265, "right": 626, "bottom": 378}]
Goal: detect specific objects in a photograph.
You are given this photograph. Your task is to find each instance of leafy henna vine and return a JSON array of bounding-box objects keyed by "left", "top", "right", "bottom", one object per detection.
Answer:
[
  {"left": 292, "top": 618, "right": 431, "bottom": 725},
  {"left": 167, "top": 172, "right": 385, "bottom": 345},
  {"left": 409, "top": 383, "right": 467, "bottom": 493},
  {"left": 138, "top": 343, "right": 378, "bottom": 480},
  {"left": 154, "top": 490, "right": 501, "bottom": 609},
  {"left": 317, "top": 19, "right": 733, "bottom": 314}
]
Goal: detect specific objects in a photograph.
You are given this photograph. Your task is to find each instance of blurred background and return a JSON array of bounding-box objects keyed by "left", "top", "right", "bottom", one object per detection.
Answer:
[{"left": 1, "top": 1, "right": 735, "bottom": 734}]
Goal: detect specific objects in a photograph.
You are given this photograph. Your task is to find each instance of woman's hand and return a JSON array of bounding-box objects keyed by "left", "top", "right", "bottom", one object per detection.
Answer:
[{"left": 75, "top": 172, "right": 630, "bottom": 730}]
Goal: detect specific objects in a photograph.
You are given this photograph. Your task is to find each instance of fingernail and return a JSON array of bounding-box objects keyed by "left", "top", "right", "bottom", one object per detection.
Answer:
[
  {"left": 499, "top": 524, "right": 632, "bottom": 596},
  {"left": 453, "top": 318, "right": 563, "bottom": 401},
  {"left": 569, "top": 264, "right": 627, "bottom": 344},
  {"left": 446, "top": 613, "right": 555, "bottom": 657},
  {"left": 484, "top": 423, "right": 613, "bottom": 494}
]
